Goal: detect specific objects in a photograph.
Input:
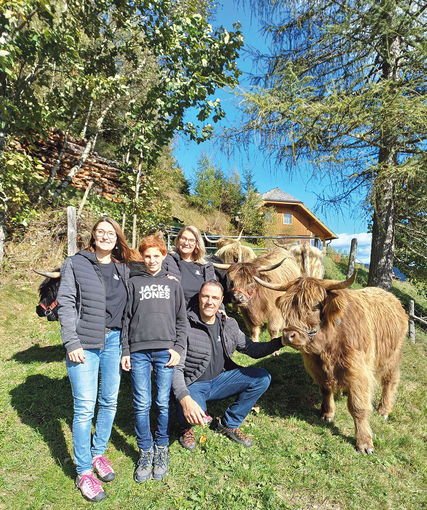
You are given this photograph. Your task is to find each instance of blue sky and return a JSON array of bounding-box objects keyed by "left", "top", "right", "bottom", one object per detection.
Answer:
[{"left": 172, "top": 1, "right": 372, "bottom": 263}]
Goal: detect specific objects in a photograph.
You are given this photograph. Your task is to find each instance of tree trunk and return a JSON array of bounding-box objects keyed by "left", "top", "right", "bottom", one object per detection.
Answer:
[
  {"left": 51, "top": 99, "right": 115, "bottom": 199},
  {"left": 368, "top": 7, "right": 399, "bottom": 291},
  {"left": 132, "top": 155, "right": 144, "bottom": 249},
  {"left": 0, "top": 210, "right": 6, "bottom": 264},
  {"left": 368, "top": 180, "right": 395, "bottom": 290}
]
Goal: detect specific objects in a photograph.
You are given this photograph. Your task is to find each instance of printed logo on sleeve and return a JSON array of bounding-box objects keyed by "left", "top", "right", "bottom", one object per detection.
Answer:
[{"left": 139, "top": 284, "right": 170, "bottom": 301}]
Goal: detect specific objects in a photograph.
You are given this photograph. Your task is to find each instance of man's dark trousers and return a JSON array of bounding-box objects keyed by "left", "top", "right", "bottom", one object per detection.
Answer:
[{"left": 176, "top": 366, "right": 271, "bottom": 429}]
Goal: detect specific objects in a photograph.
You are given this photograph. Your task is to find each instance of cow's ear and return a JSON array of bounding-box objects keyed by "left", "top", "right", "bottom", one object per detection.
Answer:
[{"left": 322, "top": 291, "right": 345, "bottom": 327}]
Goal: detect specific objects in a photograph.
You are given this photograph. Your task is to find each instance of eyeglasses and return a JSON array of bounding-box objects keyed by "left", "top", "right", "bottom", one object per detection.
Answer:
[
  {"left": 180, "top": 236, "right": 196, "bottom": 246},
  {"left": 95, "top": 229, "right": 117, "bottom": 239}
]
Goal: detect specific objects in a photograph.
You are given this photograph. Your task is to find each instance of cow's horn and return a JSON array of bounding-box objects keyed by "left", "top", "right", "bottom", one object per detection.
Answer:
[
  {"left": 253, "top": 275, "right": 289, "bottom": 291},
  {"left": 236, "top": 229, "right": 243, "bottom": 242},
  {"left": 33, "top": 269, "right": 61, "bottom": 278},
  {"left": 259, "top": 257, "right": 287, "bottom": 272},
  {"left": 323, "top": 271, "right": 356, "bottom": 291},
  {"left": 204, "top": 233, "right": 220, "bottom": 244},
  {"left": 212, "top": 262, "right": 231, "bottom": 270}
]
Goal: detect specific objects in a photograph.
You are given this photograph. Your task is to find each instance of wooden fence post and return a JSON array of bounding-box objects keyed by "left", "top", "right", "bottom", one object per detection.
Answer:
[
  {"left": 347, "top": 237, "right": 358, "bottom": 279},
  {"left": 409, "top": 299, "right": 415, "bottom": 343},
  {"left": 67, "top": 206, "right": 77, "bottom": 256}
]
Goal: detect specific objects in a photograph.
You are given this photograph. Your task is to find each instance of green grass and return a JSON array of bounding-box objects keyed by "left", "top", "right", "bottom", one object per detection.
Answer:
[{"left": 0, "top": 271, "right": 426, "bottom": 510}]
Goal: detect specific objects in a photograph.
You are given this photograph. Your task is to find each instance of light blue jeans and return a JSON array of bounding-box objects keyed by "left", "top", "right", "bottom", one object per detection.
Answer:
[
  {"left": 130, "top": 349, "right": 174, "bottom": 450},
  {"left": 66, "top": 329, "right": 122, "bottom": 474}
]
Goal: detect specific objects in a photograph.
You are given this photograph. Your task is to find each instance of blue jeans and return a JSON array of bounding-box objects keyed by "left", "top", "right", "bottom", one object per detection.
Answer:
[
  {"left": 66, "top": 329, "right": 122, "bottom": 474},
  {"left": 130, "top": 349, "right": 174, "bottom": 450},
  {"left": 176, "top": 367, "right": 271, "bottom": 429}
]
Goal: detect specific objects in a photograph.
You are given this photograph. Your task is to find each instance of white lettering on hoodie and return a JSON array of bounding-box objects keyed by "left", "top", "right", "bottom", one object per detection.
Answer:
[{"left": 139, "top": 283, "right": 171, "bottom": 301}]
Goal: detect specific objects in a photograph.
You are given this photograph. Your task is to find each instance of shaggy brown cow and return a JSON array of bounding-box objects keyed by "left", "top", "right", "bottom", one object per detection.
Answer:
[
  {"left": 214, "top": 247, "right": 301, "bottom": 341},
  {"left": 255, "top": 273, "right": 408, "bottom": 453},
  {"left": 289, "top": 244, "right": 325, "bottom": 278},
  {"left": 274, "top": 241, "right": 325, "bottom": 278},
  {"left": 204, "top": 232, "right": 256, "bottom": 264}
]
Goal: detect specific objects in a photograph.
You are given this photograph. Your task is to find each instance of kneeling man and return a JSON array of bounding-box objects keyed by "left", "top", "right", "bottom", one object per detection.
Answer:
[{"left": 172, "top": 280, "right": 282, "bottom": 449}]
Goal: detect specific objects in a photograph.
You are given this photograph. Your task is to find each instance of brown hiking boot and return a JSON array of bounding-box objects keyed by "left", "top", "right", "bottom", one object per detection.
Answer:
[
  {"left": 215, "top": 419, "right": 252, "bottom": 447},
  {"left": 178, "top": 427, "right": 196, "bottom": 450}
]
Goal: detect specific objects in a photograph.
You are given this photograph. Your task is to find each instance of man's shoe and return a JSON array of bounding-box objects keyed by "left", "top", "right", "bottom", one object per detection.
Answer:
[
  {"left": 178, "top": 427, "right": 196, "bottom": 450},
  {"left": 152, "top": 445, "right": 168, "bottom": 481},
  {"left": 215, "top": 419, "right": 252, "bottom": 447},
  {"left": 134, "top": 447, "right": 153, "bottom": 483},
  {"left": 92, "top": 454, "right": 115, "bottom": 482},
  {"left": 76, "top": 471, "right": 106, "bottom": 502}
]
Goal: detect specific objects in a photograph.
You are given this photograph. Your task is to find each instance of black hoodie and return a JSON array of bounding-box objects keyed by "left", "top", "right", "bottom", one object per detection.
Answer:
[{"left": 121, "top": 262, "right": 187, "bottom": 357}]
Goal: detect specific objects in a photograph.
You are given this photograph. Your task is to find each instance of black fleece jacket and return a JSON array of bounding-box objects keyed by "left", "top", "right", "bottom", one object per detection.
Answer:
[
  {"left": 121, "top": 263, "right": 187, "bottom": 357},
  {"left": 172, "top": 305, "right": 283, "bottom": 402}
]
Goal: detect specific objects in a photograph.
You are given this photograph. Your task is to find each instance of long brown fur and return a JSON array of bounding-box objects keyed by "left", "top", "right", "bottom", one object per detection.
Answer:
[
  {"left": 277, "top": 276, "right": 408, "bottom": 453},
  {"left": 215, "top": 239, "right": 256, "bottom": 264},
  {"left": 289, "top": 244, "right": 325, "bottom": 278}
]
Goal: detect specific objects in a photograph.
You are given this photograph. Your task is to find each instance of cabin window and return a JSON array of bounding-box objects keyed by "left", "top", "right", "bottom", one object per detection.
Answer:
[
  {"left": 264, "top": 211, "right": 272, "bottom": 223},
  {"left": 283, "top": 213, "right": 292, "bottom": 224}
]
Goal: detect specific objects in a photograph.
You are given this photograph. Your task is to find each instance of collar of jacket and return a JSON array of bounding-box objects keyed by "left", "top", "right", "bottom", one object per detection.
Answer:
[
  {"left": 187, "top": 304, "right": 226, "bottom": 329},
  {"left": 76, "top": 250, "right": 128, "bottom": 280},
  {"left": 129, "top": 261, "right": 167, "bottom": 279}
]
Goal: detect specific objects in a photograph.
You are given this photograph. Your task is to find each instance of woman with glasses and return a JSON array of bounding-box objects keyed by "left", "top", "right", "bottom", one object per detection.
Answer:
[
  {"left": 163, "top": 225, "right": 216, "bottom": 306},
  {"left": 57, "top": 217, "right": 131, "bottom": 502}
]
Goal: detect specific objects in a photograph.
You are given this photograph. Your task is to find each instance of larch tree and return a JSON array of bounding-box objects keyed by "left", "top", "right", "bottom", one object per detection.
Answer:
[{"left": 231, "top": 0, "right": 426, "bottom": 289}]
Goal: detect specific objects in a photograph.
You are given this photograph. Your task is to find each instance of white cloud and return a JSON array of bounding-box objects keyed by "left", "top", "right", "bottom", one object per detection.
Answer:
[{"left": 329, "top": 233, "right": 372, "bottom": 264}]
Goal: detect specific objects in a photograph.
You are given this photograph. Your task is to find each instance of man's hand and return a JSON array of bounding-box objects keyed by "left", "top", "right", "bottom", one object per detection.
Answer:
[
  {"left": 180, "top": 395, "right": 206, "bottom": 426},
  {"left": 121, "top": 356, "right": 131, "bottom": 371},
  {"left": 165, "top": 348, "right": 180, "bottom": 367},
  {"left": 68, "top": 348, "right": 85, "bottom": 363}
]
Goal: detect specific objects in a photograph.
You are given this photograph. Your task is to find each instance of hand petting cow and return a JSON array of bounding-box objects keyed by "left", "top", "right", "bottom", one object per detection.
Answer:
[{"left": 255, "top": 272, "right": 408, "bottom": 454}]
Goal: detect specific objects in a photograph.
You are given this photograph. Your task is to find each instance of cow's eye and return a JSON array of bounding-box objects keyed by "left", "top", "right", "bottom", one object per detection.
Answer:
[{"left": 312, "top": 305, "right": 321, "bottom": 312}]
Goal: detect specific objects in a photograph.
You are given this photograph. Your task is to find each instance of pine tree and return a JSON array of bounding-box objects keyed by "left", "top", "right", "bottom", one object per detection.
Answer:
[{"left": 232, "top": 0, "right": 426, "bottom": 289}]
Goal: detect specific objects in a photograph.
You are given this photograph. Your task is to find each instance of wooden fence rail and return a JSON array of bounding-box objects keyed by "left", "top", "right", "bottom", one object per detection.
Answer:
[{"left": 408, "top": 299, "right": 426, "bottom": 343}]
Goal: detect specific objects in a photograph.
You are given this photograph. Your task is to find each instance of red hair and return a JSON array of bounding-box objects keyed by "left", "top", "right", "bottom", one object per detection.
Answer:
[{"left": 138, "top": 234, "right": 168, "bottom": 256}]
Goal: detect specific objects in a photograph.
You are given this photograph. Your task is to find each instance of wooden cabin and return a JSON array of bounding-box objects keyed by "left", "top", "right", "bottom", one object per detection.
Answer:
[{"left": 261, "top": 188, "right": 337, "bottom": 252}]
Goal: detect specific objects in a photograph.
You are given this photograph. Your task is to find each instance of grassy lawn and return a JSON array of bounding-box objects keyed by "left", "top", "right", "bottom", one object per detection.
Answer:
[{"left": 0, "top": 272, "right": 426, "bottom": 510}]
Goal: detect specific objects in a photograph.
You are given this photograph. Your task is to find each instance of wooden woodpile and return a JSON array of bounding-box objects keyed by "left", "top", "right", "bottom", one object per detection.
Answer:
[{"left": 21, "top": 130, "right": 125, "bottom": 201}]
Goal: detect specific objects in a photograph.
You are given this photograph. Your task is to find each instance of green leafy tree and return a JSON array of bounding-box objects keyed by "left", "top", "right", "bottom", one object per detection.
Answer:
[
  {"left": 0, "top": 0, "right": 243, "bottom": 260},
  {"left": 231, "top": 0, "right": 426, "bottom": 290},
  {"left": 239, "top": 188, "right": 266, "bottom": 237},
  {"left": 190, "top": 155, "right": 226, "bottom": 210}
]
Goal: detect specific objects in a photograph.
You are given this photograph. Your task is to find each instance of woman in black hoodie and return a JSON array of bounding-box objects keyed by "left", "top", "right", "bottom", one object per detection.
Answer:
[{"left": 121, "top": 234, "right": 187, "bottom": 483}]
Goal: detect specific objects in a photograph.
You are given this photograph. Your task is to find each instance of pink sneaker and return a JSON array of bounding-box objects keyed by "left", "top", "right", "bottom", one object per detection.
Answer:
[
  {"left": 92, "top": 455, "right": 115, "bottom": 482},
  {"left": 76, "top": 472, "right": 106, "bottom": 502}
]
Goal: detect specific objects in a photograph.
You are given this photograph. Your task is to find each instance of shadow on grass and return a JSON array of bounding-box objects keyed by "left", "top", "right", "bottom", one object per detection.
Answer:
[
  {"left": 12, "top": 343, "right": 64, "bottom": 363},
  {"left": 194, "top": 349, "right": 354, "bottom": 449},
  {"left": 10, "top": 374, "right": 76, "bottom": 479},
  {"left": 10, "top": 372, "right": 140, "bottom": 477}
]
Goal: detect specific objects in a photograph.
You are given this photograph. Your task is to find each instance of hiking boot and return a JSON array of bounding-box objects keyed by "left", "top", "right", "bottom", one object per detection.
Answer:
[
  {"left": 92, "top": 454, "right": 115, "bottom": 482},
  {"left": 152, "top": 445, "right": 168, "bottom": 481},
  {"left": 178, "top": 427, "right": 196, "bottom": 450},
  {"left": 134, "top": 447, "right": 153, "bottom": 483},
  {"left": 215, "top": 419, "right": 252, "bottom": 447},
  {"left": 76, "top": 471, "right": 106, "bottom": 502}
]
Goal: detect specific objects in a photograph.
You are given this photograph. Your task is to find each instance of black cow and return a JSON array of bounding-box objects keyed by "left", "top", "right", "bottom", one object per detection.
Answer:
[{"left": 34, "top": 269, "right": 61, "bottom": 321}]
